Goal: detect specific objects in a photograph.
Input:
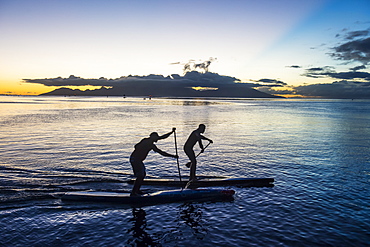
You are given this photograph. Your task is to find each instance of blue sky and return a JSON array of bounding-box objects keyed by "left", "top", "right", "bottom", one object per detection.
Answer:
[{"left": 1, "top": 0, "right": 369, "bottom": 97}]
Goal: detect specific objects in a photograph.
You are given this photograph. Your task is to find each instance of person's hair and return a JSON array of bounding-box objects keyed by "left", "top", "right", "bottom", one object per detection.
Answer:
[{"left": 199, "top": 124, "right": 205, "bottom": 129}]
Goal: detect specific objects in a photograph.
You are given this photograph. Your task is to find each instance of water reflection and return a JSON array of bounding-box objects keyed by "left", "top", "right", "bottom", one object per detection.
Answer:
[
  {"left": 127, "top": 203, "right": 208, "bottom": 246},
  {"left": 127, "top": 208, "right": 161, "bottom": 246},
  {"left": 181, "top": 100, "right": 214, "bottom": 106},
  {"left": 178, "top": 203, "right": 208, "bottom": 239}
]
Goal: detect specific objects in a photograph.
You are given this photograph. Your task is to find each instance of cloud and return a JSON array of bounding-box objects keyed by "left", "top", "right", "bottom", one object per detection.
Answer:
[
  {"left": 335, "top": 28, "right": 370, "bottom": 40},
  {"left": 24, "top": 55, "right": 282, "bottom": 98},
  {"left": 287, "top": 65, "right": 301, "bottom": 69},
  {"left": 171, "top": 58, "right": 217, "bottom": 73},
  {"left": 302, "top": 66, "right": 336, "bottom": 78},
  {"left": 182, "top": 70, "right": 239, "bottom": 86},
  {"left": 26, "top": 69, "right": 284, "bottom": 98},
  {"left": 23, "top": 74, "right": 177, "bottom": 87},
  {"left": 330, "top": 71, "right": 370, "bottom": 80},
  {"left": 23, "top": 71, "right": 243, "bottom": 92},
  {"left": 290, "top": 28, "right": 370, "bottom": 98},
  {"left": 237, "top": 78, "right": 289, "bottom": 96},
  {"left": 294, "top": 80, "right": 370, "bottom": 99},
  {"left": 330, "top": 36, "right": 370, "bottom": 64},
  {"left": 23, "top": 75, "right": 113, "bottom": 87},
  {"left": 302, "top": 67, "right": 326, "bottom": 78},
  {"left": 254, "top": 67, "right": 370, "bottom": 98},
  {"left": 257, "top": 78, "right": 287, "bottom": 85},
  {"left": 350, "top": 65, "right": 366, "bottom": 71},
  {"left": 344, "top": 30, "right": 369, "bottom": 40},
  {"left": 254, "top": 80, "right": 370, "bottom": 99},
  {"left": 296, "top": 61, "right": 370, "bottom": 98},
  {"left": 302, "top": 66, "right": 370, "bottom": 81},
  {"left": 246, "top": 78, "right": 287, "bottom": 88},
  {"left": 25, "top": 70, "right": 242, "bottom": 88}
]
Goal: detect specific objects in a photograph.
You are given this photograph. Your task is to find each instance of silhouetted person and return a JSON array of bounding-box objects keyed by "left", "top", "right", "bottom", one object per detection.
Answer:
[
  {"left": 184, "top": 124, "right": 213, "bottom": 181},
  {"left": 130, "top": 128, "right": 178, "bottom": 196}
]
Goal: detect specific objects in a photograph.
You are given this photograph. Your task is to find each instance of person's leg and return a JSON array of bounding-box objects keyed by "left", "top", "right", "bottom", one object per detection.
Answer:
[
  {"left": 131, "top": 175, "right": 144, "bottom": 196},
  {"left": 130, "top": 157, "right": 146, "bottom": 196},
  {"left": 189, "top": 161, "right": 197, "bottom": 181},
  {"left": 185, "top": 148, "right": 197, "bottom": 181}
]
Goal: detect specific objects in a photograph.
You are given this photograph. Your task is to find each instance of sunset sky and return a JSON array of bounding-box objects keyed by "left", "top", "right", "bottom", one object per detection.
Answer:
[{"left": 1, "top": 0, "right": 369, "bottom": 98}]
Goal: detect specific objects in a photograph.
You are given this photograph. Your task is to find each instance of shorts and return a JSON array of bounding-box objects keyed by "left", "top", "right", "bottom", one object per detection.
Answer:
[
  {"left": 130, "top": 156, "right": 146, "bottom": 178},
  {"left": 184, "top": 146, "right": 195, "bottom": 160}
]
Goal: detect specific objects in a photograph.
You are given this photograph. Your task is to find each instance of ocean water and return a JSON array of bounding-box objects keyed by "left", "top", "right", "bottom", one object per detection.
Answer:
[{"left": 0, "top": 95, "right": 369, "bottom": 246}]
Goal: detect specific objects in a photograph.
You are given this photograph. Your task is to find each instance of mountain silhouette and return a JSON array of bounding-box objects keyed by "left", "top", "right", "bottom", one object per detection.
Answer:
[{"left": 40, "top": 84, "right": 281, "bottom": 98}]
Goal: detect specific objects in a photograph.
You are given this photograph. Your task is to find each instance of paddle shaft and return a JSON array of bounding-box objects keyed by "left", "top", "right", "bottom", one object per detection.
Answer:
[{"left": 173, "top": 129, "right": 182, "bottom": 183}]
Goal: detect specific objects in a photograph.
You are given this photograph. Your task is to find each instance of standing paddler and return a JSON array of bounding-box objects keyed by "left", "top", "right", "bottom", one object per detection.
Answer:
[
  {"left": 130, "top": 128, "right": 178, "bottom": 196},
  {"left": 184, "top": 124, "right": 213, "bottom": 182}
]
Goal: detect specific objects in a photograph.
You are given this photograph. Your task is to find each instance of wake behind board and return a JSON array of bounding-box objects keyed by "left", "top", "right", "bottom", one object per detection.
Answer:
[
  {"left": 127, "top": 177, "right": 274, "bottom": 188},
  {"left": 61, "top": 188, "right": 235, "bottom": 206}
]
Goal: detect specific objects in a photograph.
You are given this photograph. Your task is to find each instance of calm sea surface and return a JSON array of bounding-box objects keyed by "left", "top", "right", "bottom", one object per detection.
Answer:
[{"left": 0, "top": 96, "right": 369, "bottom": 246}]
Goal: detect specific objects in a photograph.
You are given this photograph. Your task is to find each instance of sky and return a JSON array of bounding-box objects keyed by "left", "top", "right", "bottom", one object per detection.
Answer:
[{"left": 1, "top": 0, "right": 370, "bottom": 98}]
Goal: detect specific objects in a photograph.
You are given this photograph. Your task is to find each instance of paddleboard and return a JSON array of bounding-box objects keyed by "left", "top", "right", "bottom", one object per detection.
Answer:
[
  {"left": 61, "top": 188, "right": 235, "bottom": 205},
  {"left": 127, "top": 177, "right": 274, "bottom": 188}
]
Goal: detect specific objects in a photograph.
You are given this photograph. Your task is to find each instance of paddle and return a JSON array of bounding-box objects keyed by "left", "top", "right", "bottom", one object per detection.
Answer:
[
  {"left": 173, "top": 127, "right": 182, "bottom": 184},
  {"left": 185, "top": 141, "right": 211, "bottom": 168}
]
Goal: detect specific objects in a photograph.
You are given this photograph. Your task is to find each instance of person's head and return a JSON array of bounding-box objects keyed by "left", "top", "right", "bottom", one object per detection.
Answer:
[
  {"left": 198, "top": 124, "right": 206, "bottom": 133},
  {"left": 149, "top": 132, "right": 160, "bottom": 142}
]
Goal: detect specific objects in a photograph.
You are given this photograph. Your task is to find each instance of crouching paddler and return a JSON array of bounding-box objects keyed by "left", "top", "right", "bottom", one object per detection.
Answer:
[{"left": 130, "top": 128, "right": 178, "bottom": 196}]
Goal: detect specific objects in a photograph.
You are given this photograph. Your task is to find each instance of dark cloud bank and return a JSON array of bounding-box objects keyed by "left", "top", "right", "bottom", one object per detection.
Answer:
[
  {"left": 293, "top": 29, "right": 370, "bottom": 99},
  {"left": 26, "top": 72, "right": 279, "bottom": 98},
  {"left": 279, "top": 28, "right": 370, "bottom": 99},
  {"left": 24, "top": 28, "right": 370, "bottom": 99},
  {"left": 293, "top": 65, "right": 370, "bottom": 98}
]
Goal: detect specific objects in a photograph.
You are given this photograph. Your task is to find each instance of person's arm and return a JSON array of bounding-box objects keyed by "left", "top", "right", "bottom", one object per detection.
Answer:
[
  {"left": 200, "top": 134, "right": 213, "bottom": 143},
  {"left": 198, "top": 139, "right": 204, "bottom": 151},
  {"left": 203, "top": 136, "right": 213, "bottom": 143},
  {"left": 158, "top": 128, "right": 176, "bottom": 140},
  {"left": 152, "top": 145, "right": 178, "bottom": 158}
]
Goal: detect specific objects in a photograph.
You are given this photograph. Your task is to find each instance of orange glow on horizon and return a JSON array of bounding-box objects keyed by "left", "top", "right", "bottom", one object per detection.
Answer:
[
  {"left": 0, "top": 79, "right": 102, "bottom": 95},
  {"left": 273, "top": 94, "right": 305, "bottom": 98}
]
